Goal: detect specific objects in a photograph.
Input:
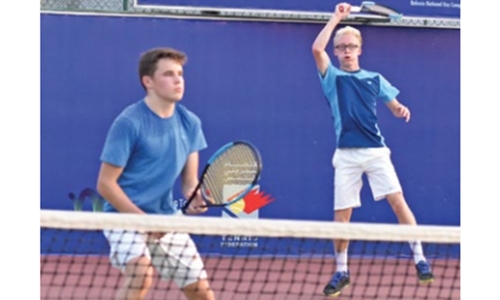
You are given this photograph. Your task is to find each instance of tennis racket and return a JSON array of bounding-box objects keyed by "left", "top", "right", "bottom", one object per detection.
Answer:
[
  {"left": 181, "top": 140, "right": 262, "bottom": 213},
  {"left": 340, "top": 1, "right": 403, "bottom": 20}
]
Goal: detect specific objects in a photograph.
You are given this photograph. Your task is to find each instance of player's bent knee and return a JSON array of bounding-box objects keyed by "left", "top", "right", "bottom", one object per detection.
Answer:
[
  {"left": 124, "top": 256, "right": 153, "bottom": 275},
  {"left": 334, "top": 208, "right": 352, "bottom": 223},
  {"left": 386, "top": 192, "right": 405, "bottom": 205},
  {"left": 182, "top": 279, "right": 215, "bottom": 300},
  {"left": 386, "top": 193, "right": 412, "bottom": 214},
  {"left": 123, "top": 256, "right": 154, "bottom": 291}
]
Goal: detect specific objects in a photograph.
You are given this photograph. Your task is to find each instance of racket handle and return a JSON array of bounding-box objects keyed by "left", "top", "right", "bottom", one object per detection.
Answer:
[
  {"left": 339, "top": 5, "right": 361, "bottom": 13},
  {"left": 181, "top": 195, "right": 196, "bottom": 214},
  {"left": 181, "top": 199, "right": 190, "bottom": 214},
  {"left": 350, "top": 6, "right": 361, "bottom": 13}
]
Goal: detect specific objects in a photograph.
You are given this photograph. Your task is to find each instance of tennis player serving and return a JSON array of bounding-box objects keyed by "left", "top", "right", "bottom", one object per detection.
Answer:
[{"left": 311, "top": 2, "right": 434, "bottom": 297}]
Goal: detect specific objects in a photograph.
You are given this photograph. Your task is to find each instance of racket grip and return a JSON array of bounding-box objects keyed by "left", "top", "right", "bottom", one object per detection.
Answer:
[
  {"left": 181, "top": 200, "right": 190, "bottom": 214},
  {"left": 339, "top": 5, "right": 361, "bottom": 13},
  {"left": 181, "top": 195, "right": 195, "bottom": 214},
  {"left": 350, "top": 6, "right": 361, "bottom": 13}
]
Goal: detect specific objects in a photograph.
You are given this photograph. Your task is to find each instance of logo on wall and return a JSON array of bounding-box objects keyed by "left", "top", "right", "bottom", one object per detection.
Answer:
[
  {"left": 220, "top": 185, "right": 275, "bottom": 248},
  {"left": 69, "top": 188, "right": 105, "bottom": 212}
]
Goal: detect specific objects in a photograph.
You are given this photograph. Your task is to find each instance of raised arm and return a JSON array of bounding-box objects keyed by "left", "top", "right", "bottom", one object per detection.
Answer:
[
  {"left": 312, "top": 3, "right": 351, "bottom": 75},
  {"left": 386, "top": 99, "right": 411, "bottom": 122}
]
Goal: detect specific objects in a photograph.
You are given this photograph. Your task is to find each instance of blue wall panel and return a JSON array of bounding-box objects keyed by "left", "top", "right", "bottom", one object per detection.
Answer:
[{"left": 41, "top": 14, "right": 460, "bottom": 246}]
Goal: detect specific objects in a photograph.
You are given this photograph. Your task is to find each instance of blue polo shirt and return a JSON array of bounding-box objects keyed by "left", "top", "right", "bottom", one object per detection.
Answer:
[
  {"left": 100, "top": 99, "right": 207, "bottom": 214},
  {"left": 319, "top": 63, "right": 399, "bottom": 148}
]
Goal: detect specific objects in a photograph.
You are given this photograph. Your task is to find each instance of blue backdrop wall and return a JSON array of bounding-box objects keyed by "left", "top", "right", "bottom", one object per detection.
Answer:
[{"left": 41, "top": 14, "right": 460, "bottom": 231}]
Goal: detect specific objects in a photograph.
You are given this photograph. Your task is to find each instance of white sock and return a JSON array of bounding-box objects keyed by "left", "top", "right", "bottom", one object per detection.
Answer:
[
  {"left": 409, "top": 241, "right": 426, "bottom": 264},
  {"left": 335, "top": 250, "right": 348, "bottom": 272}
]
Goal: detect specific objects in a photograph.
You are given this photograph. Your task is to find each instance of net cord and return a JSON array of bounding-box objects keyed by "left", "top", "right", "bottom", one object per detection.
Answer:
[{"left": 41, "top": 209, "right": 460, "bottom": 243}]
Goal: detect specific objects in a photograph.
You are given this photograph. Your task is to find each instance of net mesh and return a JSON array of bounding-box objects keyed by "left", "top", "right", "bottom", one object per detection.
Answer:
[{"left": 40, "top": 210, "right": 460, "bottom": 300}]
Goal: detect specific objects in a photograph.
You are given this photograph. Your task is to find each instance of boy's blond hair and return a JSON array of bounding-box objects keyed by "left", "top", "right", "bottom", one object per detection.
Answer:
[{"left": 333, "top": 26, "right": 362, "bottom": 46}]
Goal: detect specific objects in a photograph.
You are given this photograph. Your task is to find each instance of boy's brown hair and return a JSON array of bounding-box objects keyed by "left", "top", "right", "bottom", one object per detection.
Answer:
[{"left": 138, "top": 47, "right": 187, "bottom": 90}]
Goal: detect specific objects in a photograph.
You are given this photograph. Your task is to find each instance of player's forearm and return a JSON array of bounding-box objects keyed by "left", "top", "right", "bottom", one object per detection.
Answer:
[
  {"left": 312, "top": 14, "right": 342, "bottom": 53},
  {"left": 386, "top": 99, "right": 402, "bottom": 115},
  {"left": 181, "top": 151, "right": 200, "bottom": 199},
  {"left": 181, "top": 179, "right": 199, "bottom": 200},
  {"left": 97, "top": 181, "right": 144, "bottom": 214}
]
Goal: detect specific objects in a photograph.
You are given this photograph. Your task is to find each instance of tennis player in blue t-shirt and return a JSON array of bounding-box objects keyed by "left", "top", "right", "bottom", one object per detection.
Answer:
[
  {"left": 312, "top": 3, "right": 434, "bottom": 297},
  {"left": 97, "top": 48, "right": 216, "bottom": 300}
]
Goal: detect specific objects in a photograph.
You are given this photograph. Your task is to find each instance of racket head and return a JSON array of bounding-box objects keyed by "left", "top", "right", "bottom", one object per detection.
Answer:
[
  {"left": 200, "top": 140, "right": 262, "bottom": 206},
  {"left": 341, "top": 2, "right": 402, "bottom": 21},
  {"left": 339, "top": 2, "right": 375, "bottom": 13}
]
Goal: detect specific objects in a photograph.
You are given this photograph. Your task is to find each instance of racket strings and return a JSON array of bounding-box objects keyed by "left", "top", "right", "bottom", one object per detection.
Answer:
[{"left": 203, "top": 144, "right": 260, "bottom": 205}]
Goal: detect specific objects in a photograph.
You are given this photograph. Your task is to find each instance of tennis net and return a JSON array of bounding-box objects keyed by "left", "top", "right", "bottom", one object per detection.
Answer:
[{"left": 40, "top": 209, "right": 460, "bottom": 300}]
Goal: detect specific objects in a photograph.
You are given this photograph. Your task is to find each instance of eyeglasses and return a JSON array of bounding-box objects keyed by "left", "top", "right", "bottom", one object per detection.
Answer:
[{"left": 335, "top": 44, "right": 360, "bottom": 51}]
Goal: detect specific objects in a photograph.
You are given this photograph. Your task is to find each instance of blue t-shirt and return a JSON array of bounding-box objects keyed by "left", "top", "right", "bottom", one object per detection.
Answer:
[
  {"left": 100, "top": 99, "right": 207, "bottom": 214},
  {"left": 319, "top": 63, "right": 399, "bottom": 148}
]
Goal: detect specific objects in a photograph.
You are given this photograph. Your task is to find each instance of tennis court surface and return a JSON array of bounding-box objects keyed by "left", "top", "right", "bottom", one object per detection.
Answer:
[{"left": 41, "top": 210, "right": 460, "bottom": 300}]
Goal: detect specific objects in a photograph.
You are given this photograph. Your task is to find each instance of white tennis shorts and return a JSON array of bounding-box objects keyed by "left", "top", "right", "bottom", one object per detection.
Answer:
[
  {"left": 103, "top": 229, "right": 208, "bottom": 288},
  {"left": 332, "top": 147, "right": 402, "bottom": 210}
]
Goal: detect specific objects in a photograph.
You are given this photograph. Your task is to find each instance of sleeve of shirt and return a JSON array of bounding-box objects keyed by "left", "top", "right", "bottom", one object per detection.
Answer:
[
  {"left": 318, "top": 63, "right": 340, "bottom": 95},
  {"left": 100, "top": 117, "right": 137, "bottom": 167},
  {"left": 378, "top": 74, "right": 400, "bottom": 103},
  {"left": 189, "top": 116, "right": 207, "bottom": 154}
]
